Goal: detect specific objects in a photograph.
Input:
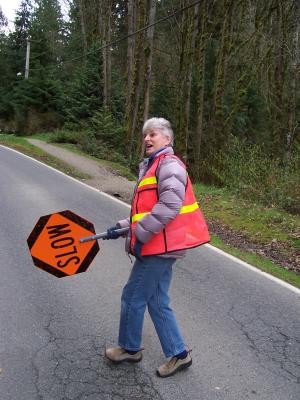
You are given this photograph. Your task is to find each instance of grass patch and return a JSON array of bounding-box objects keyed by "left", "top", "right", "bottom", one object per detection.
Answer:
[
  {"left": 194, "top": 183, "right": 299, "bottom": 287},
  {"left": 210, "top": 235, "right": 300, "bottom": 288},
  {"left": 195, "top": 183, "right": 299, "bottom": 246},
  {"left": 0, "top": 134, "right": 90, "bottom": 181},
  {"left": 30, "top": 132, "right": 52, "bottom": 141}
]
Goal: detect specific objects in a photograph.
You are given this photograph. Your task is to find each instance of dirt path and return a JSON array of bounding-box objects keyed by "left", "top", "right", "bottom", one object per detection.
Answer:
[{"left": 27, "top": 139, "right": 136, "bottom": 203}]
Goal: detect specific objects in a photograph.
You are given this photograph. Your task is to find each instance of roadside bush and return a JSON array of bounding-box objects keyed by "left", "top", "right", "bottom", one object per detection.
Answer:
[
  {"left": 47, "top": 107, "right": 128, "bottom": 164},
  {"left": 26, "top": 110, "right": 62, "bottom": 134},
  {"left": 49, "top": 129, "right": 81, "bottom": 144},
  {"left": 208, "top": 136, "right": 300, "bottom": 214},
  {"left": 11, "top": 109, "right": 62, "bottom": 136},
  {"left": 88, "top": 107, "right": 126, "bottom": 149},
  {"left": 79, "top": 130, "right": 127, "bottom": 164},
  {"left": 76, "top": 107, "right": 128, "bottom": 164}
]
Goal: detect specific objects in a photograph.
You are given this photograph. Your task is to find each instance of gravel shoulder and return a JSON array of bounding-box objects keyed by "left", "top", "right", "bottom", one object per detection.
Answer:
[{"left": 27, "top": 139, "right": 136, "bottom": 203}]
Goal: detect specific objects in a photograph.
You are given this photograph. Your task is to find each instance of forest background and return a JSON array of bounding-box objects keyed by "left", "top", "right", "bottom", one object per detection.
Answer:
[{"left": 0, "top": 0, "right": 299, "bottom": 279}]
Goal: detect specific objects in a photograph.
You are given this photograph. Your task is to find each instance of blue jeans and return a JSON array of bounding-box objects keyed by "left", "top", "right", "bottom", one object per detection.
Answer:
[{"left": 118, "top": 256, "right": 186, "bottom": 357}]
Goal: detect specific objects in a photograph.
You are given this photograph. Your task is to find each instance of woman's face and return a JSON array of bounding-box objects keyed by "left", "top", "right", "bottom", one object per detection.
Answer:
[{"left": 143, "top": 128, "right": 171, "bottom": 156}]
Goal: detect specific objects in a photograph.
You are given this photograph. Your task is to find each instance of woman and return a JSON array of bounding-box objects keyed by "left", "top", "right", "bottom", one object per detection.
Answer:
[{"left": 104, "top": 117, "right": 210, "bottom": 378}]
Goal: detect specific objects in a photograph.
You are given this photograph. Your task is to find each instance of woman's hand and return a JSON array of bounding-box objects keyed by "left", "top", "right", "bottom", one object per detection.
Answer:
[{"left": 104, "top": 224, "right": 121, "bottom": 240}]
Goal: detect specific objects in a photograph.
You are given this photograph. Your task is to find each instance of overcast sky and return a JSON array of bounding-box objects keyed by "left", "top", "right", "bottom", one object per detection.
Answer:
[
  {"left": 1, "top": 0, "right": 21, "bottom": 28},
  {"left": 1, "top": 1, "right": 69, "bottom": 31}
]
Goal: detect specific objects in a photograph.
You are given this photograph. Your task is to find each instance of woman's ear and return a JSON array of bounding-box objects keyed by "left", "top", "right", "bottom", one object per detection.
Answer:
[{"left": 165, "top": 135, "right": 171, "bottom": 145}]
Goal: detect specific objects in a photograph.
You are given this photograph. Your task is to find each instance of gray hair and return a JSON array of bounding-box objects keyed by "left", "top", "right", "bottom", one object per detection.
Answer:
[{"left": 142, "top": 117, "right": 174, "bottom": 145}]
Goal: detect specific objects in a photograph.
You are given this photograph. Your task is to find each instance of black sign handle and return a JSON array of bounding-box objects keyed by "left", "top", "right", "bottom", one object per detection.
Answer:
[{"left": 79, "top": 227, "right": 129, "bottom": 243}]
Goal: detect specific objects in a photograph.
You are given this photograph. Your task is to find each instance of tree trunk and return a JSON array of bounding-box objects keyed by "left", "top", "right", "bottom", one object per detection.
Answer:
[
  {"left": 126, "top": 0, "right": 146, "bottom": 160},
  {"left": 182, "top": 3, "right": 199, "bottom": 160},
  {"left": 143, "top": 0, "right": 157, "bottom": 122},
  {"left": 99, "top": 0, "right": 112, "bottom": 108},
  {"left": 194, "top": 0, "right": 209, "bottom": 178},
  {"left": 175, "top": 1, "right": 192, "bottom": 161},
  {"left": 286, "top": 18, "right": 299, "bottom": 162},
  {"left": 271, "top": 0, "right": 286, "bottom": 157},
  {"left": 78, "top": 0, "right": 88, "bottom": 59},
  {"left": 127, "top": 0, "right": 136, "bottom": 109},
  {"left": 211, "top": 0, "right": 233, "bottom": 150}
]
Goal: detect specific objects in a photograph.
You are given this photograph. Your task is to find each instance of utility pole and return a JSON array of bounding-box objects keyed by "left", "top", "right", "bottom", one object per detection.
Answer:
[{"left": 25, "top": 37, "right": 30, "bottom": 79}]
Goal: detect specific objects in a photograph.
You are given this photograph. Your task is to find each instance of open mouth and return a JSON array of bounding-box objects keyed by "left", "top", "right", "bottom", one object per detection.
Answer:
[{"left": 146, "top": 144, "right": 153, "bottom": 151}]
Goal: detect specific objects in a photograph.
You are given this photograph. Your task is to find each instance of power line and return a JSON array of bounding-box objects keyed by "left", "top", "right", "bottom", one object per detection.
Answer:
[
  {"left": 30, "top": 0, "right": 201, "bottom": 71},
  {"left": 66, "top": 0, "right": 201, "bottom": 64}
]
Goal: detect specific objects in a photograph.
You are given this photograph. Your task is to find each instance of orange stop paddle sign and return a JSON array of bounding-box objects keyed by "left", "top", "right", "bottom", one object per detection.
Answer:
[{"left": 27, "top": 210, "right": 100, "bottom": 277}]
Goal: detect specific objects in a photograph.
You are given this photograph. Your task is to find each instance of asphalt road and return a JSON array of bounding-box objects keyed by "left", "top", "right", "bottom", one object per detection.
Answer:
[{"left": 0, "top": 145, "right": 299, "bottom": 400}]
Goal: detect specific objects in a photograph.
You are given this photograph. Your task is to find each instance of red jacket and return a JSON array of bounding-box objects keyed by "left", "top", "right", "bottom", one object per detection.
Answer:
[{"left": 130, "top": 153, "right": 210, "bottom": 256}]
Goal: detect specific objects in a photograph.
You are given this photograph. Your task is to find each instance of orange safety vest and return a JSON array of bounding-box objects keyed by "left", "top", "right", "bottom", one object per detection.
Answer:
[{"left": 130, "top": 154, "right": 210, "bottom": 256}]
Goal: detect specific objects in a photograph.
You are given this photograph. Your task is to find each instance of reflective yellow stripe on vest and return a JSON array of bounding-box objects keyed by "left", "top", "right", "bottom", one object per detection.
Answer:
[
  {"left": 132, "top": 212, "right": 150, "bottom": 223},
  {"left": 180, "top": 202, "right": 199, "bottom": 214},
  {"left": 132, "top": 202, "right": 199, "bottom": 223},
  {"left": 138, "top": 176, "right": 158, "bottom": 188}
]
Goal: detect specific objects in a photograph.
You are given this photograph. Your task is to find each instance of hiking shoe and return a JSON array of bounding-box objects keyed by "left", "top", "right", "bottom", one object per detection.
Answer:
[
  {"left": 105, "top": 347, "right": 143, "bottom": 364},
  {"left": 156, "top": 353, "right": 192, "bottom": 378}
]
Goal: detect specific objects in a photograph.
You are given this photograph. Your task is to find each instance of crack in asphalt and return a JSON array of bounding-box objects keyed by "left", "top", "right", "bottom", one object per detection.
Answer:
[
  {"left": 228, "top": 305, "right": 300, "bottom": 384},
  {"left": 31, "top": 314, "right": 163, "bottom": 400},
  {"left": 31, "top": 313, "right": 56, "bottom": 400}
]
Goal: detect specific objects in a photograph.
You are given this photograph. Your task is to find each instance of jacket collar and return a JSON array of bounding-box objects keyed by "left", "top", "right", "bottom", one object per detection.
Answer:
[{"left": 144, "top": 146, "right": 174, "bottom": 166}]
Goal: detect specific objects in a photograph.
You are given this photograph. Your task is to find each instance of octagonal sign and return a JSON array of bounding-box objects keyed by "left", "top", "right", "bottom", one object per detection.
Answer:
[{"left": 27, "top": 210, "right": 100, "bottom": 277}]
